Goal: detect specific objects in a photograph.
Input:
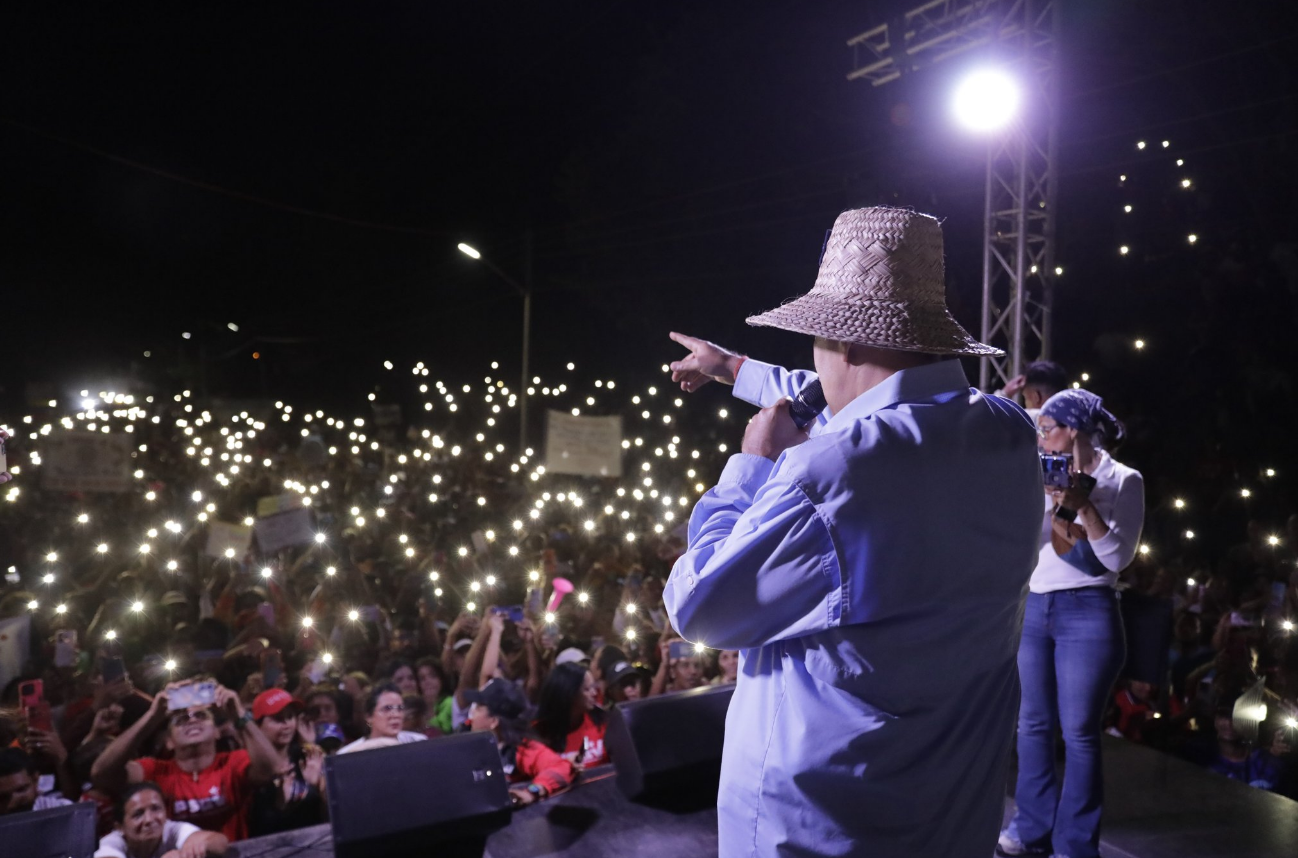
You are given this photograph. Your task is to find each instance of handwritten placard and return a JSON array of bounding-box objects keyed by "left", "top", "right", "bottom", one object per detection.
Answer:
[
  {"left": 544, "top": 411, "right": 623, "bottom": 477},
  {"left": 41, "top": 432, "right": 132, "bottom": 493}
]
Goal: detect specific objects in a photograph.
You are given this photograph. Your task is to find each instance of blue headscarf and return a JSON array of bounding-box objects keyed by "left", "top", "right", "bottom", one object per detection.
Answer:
[{"left": 1039, "top": 388, "right": 1113, "bottom": 436}]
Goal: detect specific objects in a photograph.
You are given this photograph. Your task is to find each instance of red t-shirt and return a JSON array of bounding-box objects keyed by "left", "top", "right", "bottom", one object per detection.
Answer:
[
  {"left": 562, "top": 712, "right": 608, "bottom": 768},
  {"left": 136, "top": 750, "right": 252, "bottom": 841}
]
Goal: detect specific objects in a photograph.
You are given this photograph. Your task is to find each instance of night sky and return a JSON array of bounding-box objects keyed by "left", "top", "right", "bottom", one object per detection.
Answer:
[{"left": 3, "top": 1, "right": 1296, "bottom": 416}]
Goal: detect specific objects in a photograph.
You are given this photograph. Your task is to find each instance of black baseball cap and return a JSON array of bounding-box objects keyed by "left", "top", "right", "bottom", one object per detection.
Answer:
[
  {"left": 463, "top": 678, "right": 528, "bottom": 720},
  {"left": 606, "top": 660, "right": 647, "bottom": 689}
]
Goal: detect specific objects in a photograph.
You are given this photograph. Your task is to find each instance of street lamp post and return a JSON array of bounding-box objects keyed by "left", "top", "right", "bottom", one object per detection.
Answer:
[{"left": 458, "top": 231, "right": 533, "bottom": 453}]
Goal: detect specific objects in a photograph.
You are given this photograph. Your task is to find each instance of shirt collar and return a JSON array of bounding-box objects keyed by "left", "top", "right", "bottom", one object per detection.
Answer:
[
  {"left": 825, "top": 359, "right": 971, "bottom": 431},
  {"left": 1089, "top": 448, "right": 1115, "bottom": 481}
]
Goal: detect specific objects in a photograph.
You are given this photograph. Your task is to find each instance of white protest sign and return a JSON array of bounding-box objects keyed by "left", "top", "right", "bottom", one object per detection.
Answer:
[
  {"left": 205, "top": 521, "right": 253, "bottom": 558},
  {"left": 41, "top": 432, "right": 133, "bottom": 493},
  {"left": 544, "top": 411, "right": 623, "bottom": 477},
  {"left": 254, "top": 508, "right": 316, "bottom": 553},
  {"left": 0, "top": 615, "right": 32, "bottom": 694}
]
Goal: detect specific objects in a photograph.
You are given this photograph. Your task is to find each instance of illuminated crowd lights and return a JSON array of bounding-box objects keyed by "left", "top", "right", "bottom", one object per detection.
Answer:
[{"left": 5, "top": 347, "right": 1288, "bottom": 659}]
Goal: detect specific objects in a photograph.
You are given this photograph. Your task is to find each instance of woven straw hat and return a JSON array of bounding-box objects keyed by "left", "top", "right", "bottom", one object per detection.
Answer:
[{"left": 746, "top": 207, "right": 1001, "bottom": 357}]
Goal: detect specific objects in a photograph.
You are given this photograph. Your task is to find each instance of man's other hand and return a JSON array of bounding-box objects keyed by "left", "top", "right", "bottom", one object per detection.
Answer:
[
  {"left": 742, "top": 400, "right": 809, "bottom": 462},
  {"left": 669, "top": 332, "right": 744, "bottom": 392}
]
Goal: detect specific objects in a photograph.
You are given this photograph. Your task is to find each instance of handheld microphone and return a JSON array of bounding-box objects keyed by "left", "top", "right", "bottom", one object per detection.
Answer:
[{"left": 789, "top": 380, "right": 826, "bottom": 431}]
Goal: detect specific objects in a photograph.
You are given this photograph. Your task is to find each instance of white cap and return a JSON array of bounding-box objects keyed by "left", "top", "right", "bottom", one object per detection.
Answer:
[{"left": 554, "top": 647, "right": 589, "bottom": 666}]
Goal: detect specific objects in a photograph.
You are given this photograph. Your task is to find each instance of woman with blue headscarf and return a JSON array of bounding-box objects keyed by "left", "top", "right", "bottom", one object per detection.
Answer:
[{"left": 998, "top": 389, "right": 1145, "bottom": 858}]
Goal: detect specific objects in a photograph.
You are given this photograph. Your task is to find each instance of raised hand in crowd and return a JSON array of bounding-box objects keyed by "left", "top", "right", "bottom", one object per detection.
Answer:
[
  {"left": 999, "top": 374, "right": 1027, "bottom": 398},
  {"left": 84, "top": 704, "right": 124, "bottom": 747},
  {"left": 300, "top": 744, "right": 326, "bottom": 792}
]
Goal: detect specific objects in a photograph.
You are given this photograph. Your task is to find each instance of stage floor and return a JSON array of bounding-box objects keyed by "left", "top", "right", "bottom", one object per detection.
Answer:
[{"left": 229, "top": 737, "right": 1298, "bottom": 858}]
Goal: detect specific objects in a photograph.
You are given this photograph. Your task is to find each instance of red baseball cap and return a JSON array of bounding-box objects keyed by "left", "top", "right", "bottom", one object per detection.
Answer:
[{"left": 252, "top": 689, "right": 302, "bottom": 720}]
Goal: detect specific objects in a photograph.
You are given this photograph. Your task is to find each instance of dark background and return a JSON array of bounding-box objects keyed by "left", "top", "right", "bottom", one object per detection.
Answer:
[{"left": 2, "top": 0, "right": 1296, "bottom": 442}]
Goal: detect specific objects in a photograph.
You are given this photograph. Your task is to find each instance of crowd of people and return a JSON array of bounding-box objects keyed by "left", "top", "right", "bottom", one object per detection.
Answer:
[
  {"left": 0, "top": 369, "right": 740, "bottom": 852},
  {"left": 0, "top": 345, "right": 1294, "bottom": 854}
]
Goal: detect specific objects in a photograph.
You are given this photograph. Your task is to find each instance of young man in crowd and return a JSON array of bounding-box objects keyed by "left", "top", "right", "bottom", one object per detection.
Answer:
[
  {"left": 0, "top": 747, "right": 74, "bottom": 814},
  {"left": 90, "top": 678, "right": 280, "bottom": 841},
  {"left": 999, "top": 359, "right": 1068, "bottom": 420}
]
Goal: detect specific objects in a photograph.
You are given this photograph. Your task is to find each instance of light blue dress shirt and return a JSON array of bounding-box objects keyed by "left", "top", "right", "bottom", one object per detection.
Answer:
[{"left": 665, "top": 357, "right": 1043, "bottom": 857}]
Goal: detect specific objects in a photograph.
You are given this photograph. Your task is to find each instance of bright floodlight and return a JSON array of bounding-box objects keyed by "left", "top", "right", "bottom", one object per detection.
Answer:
[
  {"left": 953, "top": 69, "right": 1019, "bottom": 132},
  {"left": 457, "top": 243, "right": 482, "bottom": 260}
]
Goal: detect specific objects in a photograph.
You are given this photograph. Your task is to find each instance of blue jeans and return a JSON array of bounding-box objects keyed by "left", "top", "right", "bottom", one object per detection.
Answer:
[{"left": 1006, "top": 588, "right": 1125, "bottom": 858}]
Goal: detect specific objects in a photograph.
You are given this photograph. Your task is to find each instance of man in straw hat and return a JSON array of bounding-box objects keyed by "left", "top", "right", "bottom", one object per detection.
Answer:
[{"left": 665, "top": 207, "right": 1043, "bottom": 857}]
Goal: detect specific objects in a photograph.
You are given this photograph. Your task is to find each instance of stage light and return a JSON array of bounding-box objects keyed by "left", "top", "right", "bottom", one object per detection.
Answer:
[{"left": 952, "top": 69, "right": 1019, "bottom": 132}]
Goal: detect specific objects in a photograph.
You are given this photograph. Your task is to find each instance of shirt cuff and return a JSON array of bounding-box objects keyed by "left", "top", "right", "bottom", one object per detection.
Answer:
[
  {"left": 732, "top": 358, "right": 775, "bottom": 408},
  {"left": 1090, "top": 528, "right": 1123, "bottom": 562},
  {"left": 718, "top": 453, "right": 775, "bottom": 494}
]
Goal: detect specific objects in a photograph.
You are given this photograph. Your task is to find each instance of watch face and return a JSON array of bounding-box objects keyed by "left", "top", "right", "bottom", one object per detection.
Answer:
[{"left": 527, "top": 783, "right": 543, "bottom": 795}]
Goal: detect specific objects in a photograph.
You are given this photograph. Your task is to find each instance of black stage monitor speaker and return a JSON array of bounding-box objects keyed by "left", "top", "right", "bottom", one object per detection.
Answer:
[
  {"left": 606, "top": 683, "right": 732, "bottom": 808},
  {"left": 325, "top": 732, "right": 512, "bottom": 858},
  {"left": 0, "top": 800, "right": 97, "bottom": 858}
]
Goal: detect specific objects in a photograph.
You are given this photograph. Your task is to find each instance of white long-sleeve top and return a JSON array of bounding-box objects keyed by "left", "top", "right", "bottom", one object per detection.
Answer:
[{"left": 1029, "top": 449, "right": 1145, "bottom": 593}]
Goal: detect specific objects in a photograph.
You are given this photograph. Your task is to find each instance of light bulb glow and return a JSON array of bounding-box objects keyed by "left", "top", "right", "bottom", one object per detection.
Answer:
[{"left": 952, "top": 69, "right": 1020, "bottom": 132}]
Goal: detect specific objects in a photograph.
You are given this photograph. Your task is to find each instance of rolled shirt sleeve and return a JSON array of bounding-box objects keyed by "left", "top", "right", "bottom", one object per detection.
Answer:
[
  {"left": 665, "top": 451, "right": 842, "bottom": 651},
  {"left": 1090, "top": 469, "right": 1145, "bottom": 572},
  {"left": 733, "top": 359, "right": 832, "bottom": 433}
]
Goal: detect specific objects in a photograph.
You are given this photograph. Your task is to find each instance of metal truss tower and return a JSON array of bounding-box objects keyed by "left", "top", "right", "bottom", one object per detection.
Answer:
[{"left": 847, "top": 0, "right": 1060, "bottom": 391}]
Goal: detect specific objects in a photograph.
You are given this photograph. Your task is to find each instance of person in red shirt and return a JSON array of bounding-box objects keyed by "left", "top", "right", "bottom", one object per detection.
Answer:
[
  {"left": 1110, "top": 680, "right": 1158, "bottom": 743},
  {"left": 91, "top": 678, "right": 279, "bottom": 841},
  {"left": 533, "top": 663, "right": 608, "bottom": 769},
  {"left": 465, "top": 679, "right": 575, "bottom": 807}
]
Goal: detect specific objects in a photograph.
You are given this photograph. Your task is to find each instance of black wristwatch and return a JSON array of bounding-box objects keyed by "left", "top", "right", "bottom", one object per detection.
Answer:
[{"left": 527, "top": 783, "right": 546, "bottom": 798}]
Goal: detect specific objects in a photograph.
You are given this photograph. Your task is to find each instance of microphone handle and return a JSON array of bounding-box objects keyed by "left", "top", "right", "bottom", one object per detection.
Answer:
[{"left": 789, "top": 379, "right": 826, "bottom": 430}]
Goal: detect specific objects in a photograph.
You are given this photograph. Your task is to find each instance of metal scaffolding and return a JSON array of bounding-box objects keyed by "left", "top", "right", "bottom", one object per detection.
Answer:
[{"left": 847, "top": 0, "right": 1059, "bottom": 391}]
